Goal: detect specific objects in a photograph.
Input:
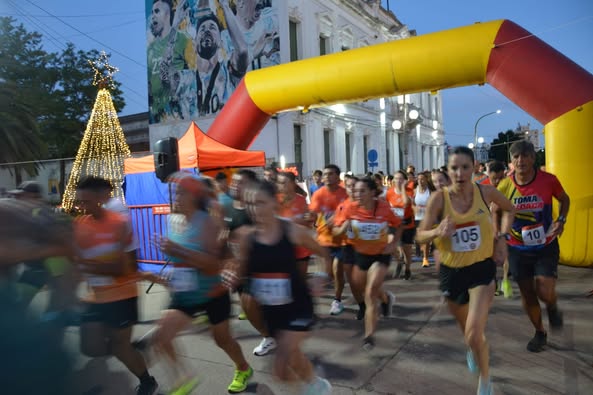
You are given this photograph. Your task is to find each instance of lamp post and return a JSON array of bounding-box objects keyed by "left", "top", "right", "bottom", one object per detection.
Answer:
[
  {"left": 473, "top": 110, "right": 501, "bottom": 150},
  {"left": 392, "top": 96, "right": 421, "bottom": 168}
]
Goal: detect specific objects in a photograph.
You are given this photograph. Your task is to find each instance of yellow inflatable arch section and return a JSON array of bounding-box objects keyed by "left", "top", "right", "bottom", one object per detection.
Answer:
[{"left": 208, "top": 20, "right": 593, "bottom": 266}]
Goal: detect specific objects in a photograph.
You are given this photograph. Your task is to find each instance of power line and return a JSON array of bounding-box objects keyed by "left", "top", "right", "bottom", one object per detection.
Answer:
[{"left": 0, "top": 11, "right": 144, "bottom": 18}]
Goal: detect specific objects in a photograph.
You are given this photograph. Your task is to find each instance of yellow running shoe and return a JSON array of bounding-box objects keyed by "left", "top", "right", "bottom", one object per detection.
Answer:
[
  {"left": 501, "top": 279, "right": 513, "bottom": 299},
  {"left": 227, "top": 366, "right": 253, "bottom": 393},
  {"left": 237, "top": 311, "right": 247, "bottom": 320},
  {"left": 169, "top": 377, "right": 199, "bottom": 395}
]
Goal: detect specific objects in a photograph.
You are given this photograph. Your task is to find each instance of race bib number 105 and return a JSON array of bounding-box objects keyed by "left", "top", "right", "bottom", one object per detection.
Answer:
[{"left": 451, "top": 222, "right": 481, "bottom": 252}]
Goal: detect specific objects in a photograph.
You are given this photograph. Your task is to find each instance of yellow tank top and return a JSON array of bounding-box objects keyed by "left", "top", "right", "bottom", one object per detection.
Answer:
[{"left": 434, "top": 184, "right": 494, "bottom": 268}]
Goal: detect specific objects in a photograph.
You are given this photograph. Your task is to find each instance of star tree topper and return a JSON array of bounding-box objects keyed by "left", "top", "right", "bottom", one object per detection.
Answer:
[{"left": 89, "top": 51, "right": 119, "bottom": 89}]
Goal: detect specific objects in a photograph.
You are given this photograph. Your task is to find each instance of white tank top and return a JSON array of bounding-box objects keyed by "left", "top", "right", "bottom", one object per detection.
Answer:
[{"left": 414, "top": 187, "right": 431, "bottom": 221}]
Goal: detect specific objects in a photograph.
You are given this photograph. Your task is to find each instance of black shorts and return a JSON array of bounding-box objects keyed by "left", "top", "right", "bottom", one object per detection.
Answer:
[
  {"left": 169, "top": 292, "right": 231, "bottom": 326},
  {"left": 82, "top": 297, "right": 138, "bottom": 328},
  {"left": 263, "top": 305, "right": 315, "bottom": 337},
  {"left": 354, "top": 252, "right": 391, "bottom": 271},
  {"left": 328, "top": 246, "right": 343, "bottom": 261},
  {"left": 508, "top": 240, "right": 559, "bottom": 282},
  {"left": 439, "top": 258, "right": 496, "bottom": 305},
  {"left": 342, "top": 245, "right": 355, "bottom": 264},
  {"left": 401, "top": 228, "right": 416, "bottom": 245},
  {"left": 18, "top": 263, "right": 49, "bottom": 290}
]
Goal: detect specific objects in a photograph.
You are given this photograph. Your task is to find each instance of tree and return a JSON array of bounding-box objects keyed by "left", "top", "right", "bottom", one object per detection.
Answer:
[
  {"left": 0, "top": 17, "right": 126, "bottom": 191},
  {"left": 488, "top": 130, "right": 523, "bottom": 164}
]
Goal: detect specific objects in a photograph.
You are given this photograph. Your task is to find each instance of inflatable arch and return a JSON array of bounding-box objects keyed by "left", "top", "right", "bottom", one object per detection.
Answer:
[{"left": 208, "top": 19, "right": 593, "bottom": 266}]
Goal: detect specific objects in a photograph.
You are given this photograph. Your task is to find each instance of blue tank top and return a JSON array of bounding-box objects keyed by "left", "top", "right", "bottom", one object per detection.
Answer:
[{"left": 167, "top": 211, "right": 221, "bottom": 305}]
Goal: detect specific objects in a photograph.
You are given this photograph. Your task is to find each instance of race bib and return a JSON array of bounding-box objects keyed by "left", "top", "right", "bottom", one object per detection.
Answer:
[
  {"left": 171, "top": 268, "right": 199, "bottom": 292},
  {"left": 521, "top": 224, "right": 546, "bottom": 246},
  {"left": 251, "top": 273, "right": 292, "bottom": 306},
  {"left": 391, "top": 207, "right": 405, "bottom": 218},
  {"left": 87, "top": 275, "right": 113, "bottom": 287},
  {"left": 355, "top": 221, "right": 383, "bottom": 241},
  {"left": 451, "top": 222, "right": 481, "bottom": 252},
  {"left": 415, "top": 205, "right": 426, "bottom": 220}
]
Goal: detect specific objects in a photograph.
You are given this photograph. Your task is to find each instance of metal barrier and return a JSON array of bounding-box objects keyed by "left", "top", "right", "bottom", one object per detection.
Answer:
[{"left": 129, "top": 204, "right": 170, "bottom": 265}]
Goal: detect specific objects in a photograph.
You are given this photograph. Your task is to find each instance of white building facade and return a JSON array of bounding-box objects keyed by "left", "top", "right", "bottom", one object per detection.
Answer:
[{"left": 148, "top": 0, "right": 446, "bottom": 177}]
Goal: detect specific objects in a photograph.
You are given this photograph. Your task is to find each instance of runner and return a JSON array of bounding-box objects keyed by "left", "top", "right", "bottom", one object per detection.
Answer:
[
  {"left": 430, "top": 169, "right": 451, "bottom": 270},
  {"left": 224, "top": 179, "right": 333, "bottom": 394},
  {"left": 495, "top": 140, "right": 570, "bottom": 352},
  {"left": 333, "top": 177, "right": 402, "bottom": 350},
  {"left": 416, "top": 146, "right": 515, "bottom": 395},
  {"left": 309, "top": 164, "right": 349, "bottom": 315},
  {"left": 73, "top": 176, "right": 158, "bottom": 395},
  {"left": 414, "top": 171, "right": 434, "bottom": 268},
  {"left": 386, "top": 170, "right": 415, "bottom": 279},
  {"left": 151, "top": 172, "right": 252, "bottom": 394}
]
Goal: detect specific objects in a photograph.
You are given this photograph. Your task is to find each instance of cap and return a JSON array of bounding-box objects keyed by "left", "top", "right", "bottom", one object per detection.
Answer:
[
  {"left": 8, "top": 181, "right": 42, "bottom": 196},
  {"left": 168, "top": 172, "right": 204, "bottom": 198}
]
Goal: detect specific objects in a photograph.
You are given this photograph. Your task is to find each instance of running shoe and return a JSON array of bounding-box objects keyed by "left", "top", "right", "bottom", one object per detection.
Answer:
[
  {"left": 169, "top": 377, "right": 199, "bottom": 395},
  {"left": 237, "top": 311, "right": 247, "bottom": 320},
  {"left": 404, "top": 269, "right": 411, "bottom": 280},
  {"left": 253, "top": 337, "right": 276, "bottom": 356},
  {"left": 329, "top": 299, "right": 344, "bottom": 315},
  {"left": 477, "top": 376, "right": 493, "bottom": 395},
  {"left": 356, "top": 303, "right": 366, "bottom": 320},
  {"left": 362, "top": 336, "right": 375, "bottom": 352},
  {"left": 501, "top": 279, "right": 513, "bottom": 298},
  {"left": 526, "top": 331, "right": 547, "bottom": 352},
  {"left": 135, "top": 376, "right": 158, "bottom": 395},
  {"left": 547, "top": 306, "right": 564, "bottom": 329},
  {"left": 227, "top": 366, "right": 253, "bottom": 393},
  {"left": 381, "top": 291, "right": 395, "bottom": 318},
  {"left": 466, "top": 350, "right": 479, "bottom": 374},
  {"left": 394, "top": 262, "right": 403, "bottom": 278},
  {"left": 422, "top": 258, "right": 430, "bottom": 268},
  {"left": 301, "top": 376, "right": 332, "bottom": 395}
]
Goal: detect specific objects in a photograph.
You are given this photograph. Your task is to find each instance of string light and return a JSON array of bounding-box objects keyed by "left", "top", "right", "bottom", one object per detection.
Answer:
[
  {"left": 89, "top": 50, "right": 119, "bottom": 89},
  {"left": 62, "top": 59, "right": 131, "bottom": 211}
]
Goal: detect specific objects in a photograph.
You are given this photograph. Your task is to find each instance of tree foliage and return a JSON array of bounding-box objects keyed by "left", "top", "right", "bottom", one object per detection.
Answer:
[
  {"left": 0, "top": 17, "right": 126, "bottom": 188},
  {"left": 487, "top": 130, "right": 523, "bottom": 164}
]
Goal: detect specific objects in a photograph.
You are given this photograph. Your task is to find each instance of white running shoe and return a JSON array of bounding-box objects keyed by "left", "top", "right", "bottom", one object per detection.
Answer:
[
  {"left": 253, "top": 337, "right": 277, "bottom": 356},
  {"left": 329, "top": 300, "right": 344, "bottom": 315},
  {"left": 302, "top": 376, "right": 332, "bottom": 395},
  {"left": 477, "top": 376, "right": 493, "bottom": 395}
]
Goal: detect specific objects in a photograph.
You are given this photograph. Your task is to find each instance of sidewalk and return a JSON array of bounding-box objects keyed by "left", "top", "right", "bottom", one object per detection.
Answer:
[{"left": 37, "top": 262, "right": 593, "bottom": 394}]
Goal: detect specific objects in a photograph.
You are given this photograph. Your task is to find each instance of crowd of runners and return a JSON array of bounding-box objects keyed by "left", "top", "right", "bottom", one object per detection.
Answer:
[{"left": 0, "top": 140, "right": 574, "bottom": 395}]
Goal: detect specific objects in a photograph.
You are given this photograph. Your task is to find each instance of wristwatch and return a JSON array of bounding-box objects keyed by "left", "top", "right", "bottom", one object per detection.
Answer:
[
  {"left": 557, "top": 215, "right": 567, "bottom": 224},
  {"left": 496, "top": 232, "right": 511, "bottom": 241}
]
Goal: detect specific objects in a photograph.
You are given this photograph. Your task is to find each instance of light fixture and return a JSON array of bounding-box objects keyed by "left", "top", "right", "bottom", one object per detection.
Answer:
[
  {"left": 432, "top": 120, "right": 438, "bottom": 129},
  {"left": 432, "top": 130, "right": 438, "bottom": 139},
  {"left": 478, "top": 137, "right": 485, "bottom": 144},
  {"left": 392, "top": 120, "right": 402, "bottom": 130},
  {"left": 409, "top": 109, "right": 419, "bottom": 120},
  {"left": 280, "top": 155, "right": 286, "bottom": 169},
  {"left": 468, "top": 143, "right": 475, "bottom": 149},
  {"left": 379, "top": 98, "right": 385, "bottom": 110}
]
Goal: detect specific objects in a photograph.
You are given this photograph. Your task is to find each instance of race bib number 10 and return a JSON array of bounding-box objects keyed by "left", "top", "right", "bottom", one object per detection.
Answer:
[
  {"left": 451, "top": 222, "right": 481, "bottom": 252},
  {"left": 521, "top": 224, "right": 546, "bottom": 246}
]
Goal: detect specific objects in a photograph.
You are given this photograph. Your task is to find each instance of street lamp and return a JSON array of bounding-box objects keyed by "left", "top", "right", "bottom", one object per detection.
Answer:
[
  {"left": 392, "top": 99, "right": 422, "bottom": 168},
  {"left": 473, "top": 110, "right": 501, "bottom": 149}
]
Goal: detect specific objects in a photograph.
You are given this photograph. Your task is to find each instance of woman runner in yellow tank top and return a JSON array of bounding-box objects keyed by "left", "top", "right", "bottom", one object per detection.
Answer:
[{"left": 416, "top": 147, "right": 515, "bottom": 395}]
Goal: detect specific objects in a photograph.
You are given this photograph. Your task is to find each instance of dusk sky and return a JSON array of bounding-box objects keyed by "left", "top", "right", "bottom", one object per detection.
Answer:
[{"left": 2, "top": 0, "right": 592, "bottom": 148}]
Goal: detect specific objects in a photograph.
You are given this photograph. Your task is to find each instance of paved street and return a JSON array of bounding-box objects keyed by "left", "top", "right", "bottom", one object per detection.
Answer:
[{"left": 32, "top": 261, "right": 593, "bottom": 395}]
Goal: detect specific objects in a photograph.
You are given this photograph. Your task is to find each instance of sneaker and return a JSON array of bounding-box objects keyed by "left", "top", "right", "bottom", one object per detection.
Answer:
[
  {"left": 136, "top": 376, "right": 158, "bottom": 395},
  {"left": 394, "top": 262, "right": 403, "bottom": 278},
  {"left": 381, "top": 291, "right": 395, "bottom": 318},
  {"left": 301, "top": 376, "right": 332, "bottom": 395},
  {"left": 404, "top": 269, "right": 411, "bottom": 280},
  {"left": 170, "top": 377, "right": 199, "bottom": 395},
  {"left": 362, "top": 336, "right": 375, "bottom": 352},
  {"left": 227, "top": 366, "right": 253, "bottom": 393},
  {"left": 329, "top": 299, "right": 344, "bottom": 315},
  {"left": 526, "top": 331, "right": 547, "bottom": 352},
  {"left": 356, "top": 304, "right": 366, "bottom": 320},
  {"left": 422, "top": 258, "right": 430, "bottom": 267},
  {"left": 237, "top": 311, "right": 247, "bottom": 320},
  {"left": 253, "top": 337, "right": 276, "bottom": 356},
  {"left": 547, "top": 306, "right": 564, "bottom": 329},
  {"left": 477, "top": 376, "right": 493, "bottom": 395},
  {"left": 501, "top": 279, "right": 513, "bottom": 298},
  {"left": 466, "top": 350, "right": 479, "bottom": 374}
]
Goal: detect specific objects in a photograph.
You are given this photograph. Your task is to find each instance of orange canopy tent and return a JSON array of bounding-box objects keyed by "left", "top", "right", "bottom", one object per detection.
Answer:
[{"left": 124, "top": 121, "right": 266, "bottom": 174}]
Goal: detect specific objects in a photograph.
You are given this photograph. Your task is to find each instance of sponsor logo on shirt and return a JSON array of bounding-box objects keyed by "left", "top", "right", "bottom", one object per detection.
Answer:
[{"left": 513, "top": 195, "right": 544, "bottom": 211}]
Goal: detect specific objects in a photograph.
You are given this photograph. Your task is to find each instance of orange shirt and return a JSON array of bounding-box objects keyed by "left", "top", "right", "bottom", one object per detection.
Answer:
[
  {"left": 335, "top": 199, "right": 401, "bottom": 255},
  {"left": 309, "top": 186, "right": 348, "bottom": 246},
  {"left": 480, "top": 177, "right": 492, "bottom": 185},
  {"left": 334, "top": 197, "right": 355, "bottom": 245},
  {"left": 385, "top": 187, "right": 415, "bottom": 229},
  {"left": 74, "top": 210, "right": 138, "bottom": 303},
  {"left": 405, "top": 180, "right": 415, "bottom": 196},
  {"left": 277, "top": 193, "right": 312, "bottom": 259}
]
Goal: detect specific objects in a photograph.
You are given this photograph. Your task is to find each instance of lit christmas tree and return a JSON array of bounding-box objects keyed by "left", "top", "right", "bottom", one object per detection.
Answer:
[{"left": 61, "top": 52, "right": 131, "bottom": 211}]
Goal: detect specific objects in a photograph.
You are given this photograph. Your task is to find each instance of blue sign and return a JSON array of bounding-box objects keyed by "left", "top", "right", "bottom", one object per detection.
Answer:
[{"left": 367, "top": 149, "right": 378, "bottom": 171}]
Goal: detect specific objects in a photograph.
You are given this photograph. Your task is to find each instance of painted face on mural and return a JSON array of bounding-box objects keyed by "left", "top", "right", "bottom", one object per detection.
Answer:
[
  {"left": 237, "top": 0, "right": 265, "bottom": 25},
  {"left": 196, "top": 19, "right": 221, "bottom": 60},
  {"left": 150, "top": 1, "right": 171, "bottom": 38}
]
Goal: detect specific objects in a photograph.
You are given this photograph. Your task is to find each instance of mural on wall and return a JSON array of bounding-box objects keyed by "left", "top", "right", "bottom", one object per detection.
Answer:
[{"left": 146, "top": 0, "right": 280, "bottom": 124}]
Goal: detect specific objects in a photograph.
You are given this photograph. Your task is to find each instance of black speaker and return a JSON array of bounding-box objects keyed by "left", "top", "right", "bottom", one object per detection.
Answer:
[{"left": 154, "top": 137, "right": 180, "bottom": 182}]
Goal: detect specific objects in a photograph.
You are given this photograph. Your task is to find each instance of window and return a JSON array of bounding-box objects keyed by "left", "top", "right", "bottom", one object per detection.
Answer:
[
  {"left": 289, "top": 21, "right": 300, "bottom": 61},
  {"left": 345, "top": 132, "right": 352, "bottom": 171},
  {"left": 324, "top": 128, "right": 331, "bottom": 165},
  {"left": 319, "top": 35, "right": 329, "bottom": 55},
  {"left": 363, "top": 135, "right": 369, "bottom": 173},
  {"left": 294, "top": 124, "right": 302, "bottom": 165}
]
